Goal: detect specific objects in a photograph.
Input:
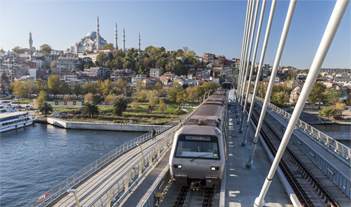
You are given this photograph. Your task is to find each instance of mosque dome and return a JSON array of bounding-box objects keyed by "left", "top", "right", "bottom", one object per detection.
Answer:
[
  {"left": 86, "top": 31, "right": 97, "bottom": 38},
  {"left": 83, "top": 42, "right": 89, "bottom": 47}
]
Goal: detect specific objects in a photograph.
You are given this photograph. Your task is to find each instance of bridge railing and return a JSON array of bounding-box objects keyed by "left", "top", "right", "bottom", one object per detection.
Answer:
[
  {"left": 24, "top": 122, "right": 177, "bottom": 207},
  {"left": 87, "top": 97, "right": 208, "bottom": 207},
  {"left": 253, "top": 96, "right": 351, "bottom": 164}
]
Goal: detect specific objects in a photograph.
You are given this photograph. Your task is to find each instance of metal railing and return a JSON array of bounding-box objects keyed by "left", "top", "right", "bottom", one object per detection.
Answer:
[
  {"left": 24, "top": 123, "right": 176, "bottom": 207},
  {"left": 87, "top": 97, "right": 208, "bottom": 207},
  {"left": 253, "top": 96, "right": 351, "bottom": 164}
]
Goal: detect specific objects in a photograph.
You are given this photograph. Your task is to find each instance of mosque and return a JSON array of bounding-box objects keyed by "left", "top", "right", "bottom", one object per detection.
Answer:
[{"left": 67, "top": 16, "right": 140, "bottom": 54}]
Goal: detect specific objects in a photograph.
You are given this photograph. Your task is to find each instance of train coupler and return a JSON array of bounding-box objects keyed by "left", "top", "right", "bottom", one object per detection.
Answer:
[{"left": 190, "top": 180, "right": 201, "bottom": 191}]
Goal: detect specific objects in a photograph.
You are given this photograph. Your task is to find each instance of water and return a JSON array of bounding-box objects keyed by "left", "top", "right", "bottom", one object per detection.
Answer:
[
  {"left": 312, "top": 124, "right": 351, "bottom": 147},
  {"left": 0, "top": 124, "right": 144, "bottom": 207}
]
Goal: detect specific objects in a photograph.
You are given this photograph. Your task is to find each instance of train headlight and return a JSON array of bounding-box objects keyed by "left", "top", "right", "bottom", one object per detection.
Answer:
[
  {"left": 211, "top": 166, "right": 220, "bottom": 171},
  {"left": 173, "top": 164, "right": 183, "bottom": 169}
]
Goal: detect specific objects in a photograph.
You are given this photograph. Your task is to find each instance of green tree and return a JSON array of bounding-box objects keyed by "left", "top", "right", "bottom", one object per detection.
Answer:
[
  {"left": 23, "top": 79, "right": 35, "bottom": 100},
  {"left": 11, "top": 81, "right": 26, "bottom": 100},
  {"left": 61, "top": 82, "right": 71, "bottom": 94},
  {"left": 72, "top": 83, "right": 83, "bottom": 96},
  {"left": 201, "top": 82, "right": 217, "bottom": 96},
  {"left": 186, "top": 87, "right": 198, "bottom": 103},
  {"left": 131, "top": 100, "right": 139, "bottom": 112},
  {"left": 113, "top": 97, "right": 127, "bottom": 116},
  {"left": 318, "top": 105, "right": 337, "bottom": 120},
  {"left": 38, "top": 102, "right": 53, "bottom": 117},
  {"left": 168, "top": 83, "right": 184, "bottom": 103},
  {"left": 270, "top": 93, "right": 285, "bottom": 107},
  {"left": 36, "top": 90, "right": 48, "bottom": 105},
  {"left": 48, "top": 75, "right": 61, "bottom": 95},
  {"left": 50, "top": 60, "right": 57, "bottom": 69},
  {"left": 185, "top": 50, "right": 196, "bottom": 59},
  {"left": 346, "top": 93, "right": 351, "bottom": 106},
  {"left": 148, "top": 89, "right": 159, "bottom": 105},
  {"left": 96, "top": 52, "right": 107, "bottom": 66},
  {"left": 0, "top": 48, "right": 5, "bottom": 53},
  {"left": 308, "top": 82, "right": 326, "bottom": 108},
  {"left": 137, "top": 90, "right": 148, "bottom": 102},
  {"left": 324, "top": 87, "right": 341, "bottom": 105},
  {"left": 135, "top": 79, "right": 145, "bottom": 91},
  {"left": 148, "top": 103, "right": 155, "bottom": 113},
  {"left": 81, "top": 102, "right": 99, "bottom": 118},
  {"left": 12, "top": 46, "right": 25, "bottom": 55},
  {"left": 176, "top": 90, "right": 187, "bottom": 104},
  {"left": 116, "top": 78, "right": 128, "bottom": 95},
  {"left": 101, "top": 43, "right": 114, "bottom": 50},
  {"left": 39, "top": 44, "right": 52, "bottom": 55},
  {"left": 92, "top": 95, "right": 103, "bottom": 105},
  {"left": 335, "top": 102, "right": 346, "bottom": 116},
  {"left": 35, "top": 79, "right": 47, "bottom": 93}
]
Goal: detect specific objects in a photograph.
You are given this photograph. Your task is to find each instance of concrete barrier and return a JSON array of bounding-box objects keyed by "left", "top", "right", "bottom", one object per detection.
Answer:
[{"left": 47, "top": 118, "right": 165, "bottom": 132}]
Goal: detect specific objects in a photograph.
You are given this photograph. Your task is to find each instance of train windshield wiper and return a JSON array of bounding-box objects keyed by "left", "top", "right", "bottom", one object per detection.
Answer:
[{"left": 190, "top": 153, "right": 211, "bottom": 162}]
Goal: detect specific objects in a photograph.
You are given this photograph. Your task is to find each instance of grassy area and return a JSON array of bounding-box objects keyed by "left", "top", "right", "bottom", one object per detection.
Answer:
[
  {"left": 53, "top": 103, "right": 197, "bottom": 125},
  {"left": 12, "top": 100, "right": 33, "bottom": 104}
]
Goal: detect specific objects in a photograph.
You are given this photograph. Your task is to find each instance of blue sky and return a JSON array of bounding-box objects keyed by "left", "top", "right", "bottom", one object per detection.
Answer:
[{"left": 0, "top": 0, "right": 350, "bottom": 69}]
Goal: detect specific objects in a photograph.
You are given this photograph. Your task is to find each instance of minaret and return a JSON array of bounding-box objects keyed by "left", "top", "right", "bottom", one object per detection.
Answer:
[
  {"left": 96, "top": 15, "right": 100, "bottom": 50},
  {"left": 138, "top": 32, "right": 141, "bottom": 51},
  {"left": 29, "top": 32, "right": 33, "bottom": 49},
  {"left": 115, "top": 22, "right": 118, "bottom": 49},
  {"left": 122, "top": 27, "right": 125, "bottom": 52}
]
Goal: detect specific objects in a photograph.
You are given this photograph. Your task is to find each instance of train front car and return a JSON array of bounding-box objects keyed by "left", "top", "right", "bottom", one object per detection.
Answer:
[{"left": 170, "top": 90, "right": 228, "bottom": 190}]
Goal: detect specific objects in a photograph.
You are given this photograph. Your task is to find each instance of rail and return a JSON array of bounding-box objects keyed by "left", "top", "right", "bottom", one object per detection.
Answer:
[
  {"left": 252, "top": 95, "right": 351, "bottom": 165},
  {"left": 88, "top": 96, "right": 208, "bottom": 207},
  {"left": 24, "top": 122, "right": 176, "bottom": 207}
]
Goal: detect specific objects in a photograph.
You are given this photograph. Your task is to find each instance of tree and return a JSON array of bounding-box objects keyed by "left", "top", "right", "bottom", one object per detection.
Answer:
[
  {"left": 96, "top": 52, "right": 107, "bottom": 66},
  {"left": 63, "top": 94, "right": 71, "bottom": 101},
  {"left": 0, "top": 48, "right": 5, "bottom": 53},
  {"left": 61, "top": 82, "right": 71, "bottom": 94},
  {"left": 201, "top": 82, "right": 217, "bottom": 96},
  {"left": 176, "top": 90, "right": 187, "bottom": 104},
  {"left": 92, "top": 95, "right": 103, "bottom": 105},
  {"left": 84, "top": 93, "right": 94, "bottom": 103},
  {"left": 182, "top": 46, "right": 189, "bottom": 54},
  {"left": 35, "top": 80, "right": 47, "bottom": 92},
  {"left": 135, "top": 79, "right": 145, "bottom": 91},
  {"left": 148, "top": 103, "right": 155, "bottom": 113},
  {"left": 105, "top": 94, "right": 117, "bottom": 104},
  {"left": 23, "top": 79, "right": 35, "bottom": 100},
  {"left": 99, "top": 79, "right": 111, "bottom": 97},
  {"left": 270, "top": 93, "right": 285, "bottom": 107},
  {"left": 137, "top": 90, "right": 148, "bottom": 102},
  {"left": 81, "top": 102, "right": 99, "bottom": 118},
  {"left": 48, "top": 75, "right": 61, "bottom": 95},
  {"left": 38, "top": 102, "right": 53, "bottom": 117},
  {"left": 185, "top": 50, "right": 196, "bottom": 59},
  {"left": 113, "top": 97, "right": 127, "bottom": 116},
  {"left": 308, "top": 82, "right": 326, "bottom": 108},
  {"left": 39, "top": 44, "right": 52, "bottom": 55},
  {"left": 116, "top": 78, "right": 127, "bottom": 95},
  {"left": 11, "top": 81, "right": 26, "bottom": 100},
  {"left": 12, "top": 46, "right": 25, "bottom": 55},
  {"left": 324, "top": 87, "right": 341, "bottom": 105},
  {"left": 50, "top": 60, "right": 57, "bottom": 69},
  {"left": 101, "top": 43, "right": 114, "bottom": 50},
  {"left": 346, "top": 93, "right": 351, "bottom": 106},
  {"left": 148, "top": 89, "right": 159, "bottom": 105},
  {"left": 131, "top": 100, "right": 139, "bottom": 112},
  {"left": 168, "top": 83, "right": 184, "bottom": 103},
  {"left": 72, "top": 83, "right": 83, "bottom": 96},
  {"left": 159, "top": 100, "right": 166, "bottom": 112},
  {"left": 36, "top": 90, "right": 48, "bottom": 105},
  {"left": 335, "top": 102, "right": 346, "bottom": 116},
  {"left": 318, "top": 105, "right": 337, "bottom": 120},
  {"left": 153, "top": 82, "right": 163, "bottom": 91}
]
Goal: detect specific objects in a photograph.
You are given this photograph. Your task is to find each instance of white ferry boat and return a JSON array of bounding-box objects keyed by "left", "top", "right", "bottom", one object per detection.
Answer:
[{"left": 0, "top": 112, "right": 36, "bottom": 133}]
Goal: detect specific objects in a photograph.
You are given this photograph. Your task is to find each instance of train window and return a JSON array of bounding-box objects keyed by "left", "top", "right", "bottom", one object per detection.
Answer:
[{"left": 175, "top": 135, "right": 220, "bottom": 160}]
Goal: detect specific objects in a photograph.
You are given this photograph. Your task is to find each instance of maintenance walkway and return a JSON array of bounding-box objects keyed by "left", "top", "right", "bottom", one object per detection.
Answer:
[{"left": 47, "top": 126, "right": 175, "bottom": 207}]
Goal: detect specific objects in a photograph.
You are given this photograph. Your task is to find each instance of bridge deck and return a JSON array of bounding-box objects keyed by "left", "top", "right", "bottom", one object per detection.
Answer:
[
  {"left": 48, "top": 127, "right": 175, "bottom": 207},
  {"left": 225, "top": 107, "right": 293, "bottom": 207}
]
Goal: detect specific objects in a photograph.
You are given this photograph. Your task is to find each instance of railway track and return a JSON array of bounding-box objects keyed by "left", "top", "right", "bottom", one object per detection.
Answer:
[
  {"left": 250, "top": 104, "right": 340, "bottom": 207},
  {"left": 159, "top": 180, "right": 217, "bottom": 207}
]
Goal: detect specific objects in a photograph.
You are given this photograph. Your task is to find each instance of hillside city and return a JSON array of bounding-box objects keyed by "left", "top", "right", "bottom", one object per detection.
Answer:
[{"left": 1, "top": 30, "right": 351, "bottom": 122}]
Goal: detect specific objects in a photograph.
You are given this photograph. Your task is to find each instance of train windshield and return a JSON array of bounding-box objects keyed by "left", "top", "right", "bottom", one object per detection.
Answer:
[{"left": 174, "top": 135, "right": 220, "bottom": 160}]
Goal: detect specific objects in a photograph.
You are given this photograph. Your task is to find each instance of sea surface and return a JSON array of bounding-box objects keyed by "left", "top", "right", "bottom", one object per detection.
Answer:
[
  {"left": 0, "top": 123, "right": 144, "bottom": 207},
  {"left": 312, "top": 124, "right": 351, "bottom": 147}
]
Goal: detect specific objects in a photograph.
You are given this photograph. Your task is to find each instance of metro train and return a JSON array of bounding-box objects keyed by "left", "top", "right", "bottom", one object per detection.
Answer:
[{"left": 169, "top": 89, "right": 228, "bottom": 190}]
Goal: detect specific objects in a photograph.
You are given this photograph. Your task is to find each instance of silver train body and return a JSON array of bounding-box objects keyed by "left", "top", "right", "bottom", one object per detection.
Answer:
[{"left": 169, "top": 89, "right": 228, "bottom": 189}]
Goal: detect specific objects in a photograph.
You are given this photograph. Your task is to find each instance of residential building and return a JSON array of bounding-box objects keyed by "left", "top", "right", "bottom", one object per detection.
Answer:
[{"left": 150, "top": 68, "right": 162, "bottom": 77}]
